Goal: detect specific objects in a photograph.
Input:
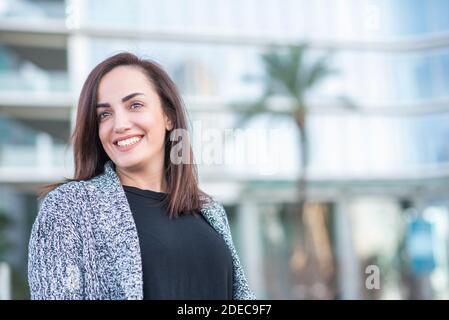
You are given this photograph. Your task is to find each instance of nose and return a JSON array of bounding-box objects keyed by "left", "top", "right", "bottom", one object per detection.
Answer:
[{"left": 113, "top": 109, "right": 132, "bottom": 134}]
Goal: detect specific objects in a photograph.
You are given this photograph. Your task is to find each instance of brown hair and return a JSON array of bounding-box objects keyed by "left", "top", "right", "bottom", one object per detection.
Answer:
[{"left": 40, "top": 52, "right": 210, "bottom": 217}]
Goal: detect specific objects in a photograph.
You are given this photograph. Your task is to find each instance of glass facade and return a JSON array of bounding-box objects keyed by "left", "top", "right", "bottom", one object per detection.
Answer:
[
  {"left": 81, "top": 0, "right": 449, "bottom": 38},
  {"left": 0, "top": 0, "right": 66, "bottom": 20},
  {"left": 0, "top": 0, "right": 448, "bottom": 299},
  {"left": 0, "top": 45, "right": 69, "bottom": 93}
]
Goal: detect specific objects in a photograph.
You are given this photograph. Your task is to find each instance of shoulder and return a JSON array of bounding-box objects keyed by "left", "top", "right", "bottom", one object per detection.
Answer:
[
  {"left": 37, "top": 180, "right": 88, "bottom": 223},
  {"left": 202, "top": 195, "right": 226, "bottom": 215},
  {"left": 43, "top": 180, "right": 88, "bottom": 206},
  {"left": 30, "top": 181, "right": 87, "bottom": 259},
  {"left": 200, "top": 196, "right": 231, "bottom": 230}
]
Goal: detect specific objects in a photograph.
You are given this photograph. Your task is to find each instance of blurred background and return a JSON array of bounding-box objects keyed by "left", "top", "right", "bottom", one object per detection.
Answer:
[{"left": 1, "top": 0, "right": 449, "bottom": 300}]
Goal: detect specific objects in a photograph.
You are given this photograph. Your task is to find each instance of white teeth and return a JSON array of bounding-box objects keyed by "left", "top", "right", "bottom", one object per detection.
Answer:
[{"left": 117, "top": 136, "right": 142, "bottom": 147}]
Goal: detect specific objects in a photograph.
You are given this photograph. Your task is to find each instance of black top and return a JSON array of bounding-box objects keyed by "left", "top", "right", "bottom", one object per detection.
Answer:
[{"left": 123, "top": 185, "right": 233, "bottom": 300}]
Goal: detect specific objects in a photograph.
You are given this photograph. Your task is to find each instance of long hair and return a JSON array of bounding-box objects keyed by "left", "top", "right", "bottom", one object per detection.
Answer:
[{"left": 40, "top": 52, "right": 210, "bottom": 217}]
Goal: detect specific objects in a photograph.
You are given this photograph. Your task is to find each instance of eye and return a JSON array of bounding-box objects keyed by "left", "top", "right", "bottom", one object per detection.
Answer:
[
  {"left": 130, "top": 102, "right": 143, "bottom": 110},
  {"left": 97, "top": 111, "right": 110, "bottom": 121}
]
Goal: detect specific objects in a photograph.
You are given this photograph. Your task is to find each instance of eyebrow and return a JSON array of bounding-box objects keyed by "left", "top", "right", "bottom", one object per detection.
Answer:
[{"left": 96, "top": 92, "right": 145, "bottom": 109}]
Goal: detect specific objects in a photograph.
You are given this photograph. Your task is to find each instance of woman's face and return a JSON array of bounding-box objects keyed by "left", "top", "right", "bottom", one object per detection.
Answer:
[{"left": 96, "top": 66, "right": 173, "bottom": 171}]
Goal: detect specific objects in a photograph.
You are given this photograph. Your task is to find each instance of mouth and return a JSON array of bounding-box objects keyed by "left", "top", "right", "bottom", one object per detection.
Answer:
[{"left": 113, "top": 135, "right": 144, "bottom": 152}]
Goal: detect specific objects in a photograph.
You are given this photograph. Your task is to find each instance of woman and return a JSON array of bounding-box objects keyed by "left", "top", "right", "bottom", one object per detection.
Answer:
[{"left": 28, "top": 52, "right": 255, "bottom": 300}]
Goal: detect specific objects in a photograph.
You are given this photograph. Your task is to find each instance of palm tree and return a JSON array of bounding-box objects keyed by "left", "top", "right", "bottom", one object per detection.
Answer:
[
  {"left": 234, "top": 44, "right": 354, "bottom": 297},
  {"left": 236, "top": 44, "right": 351, "bottom": 205}
]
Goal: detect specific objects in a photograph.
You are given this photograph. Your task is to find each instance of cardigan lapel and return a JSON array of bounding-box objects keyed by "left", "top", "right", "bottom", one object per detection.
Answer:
[{"left": 89, "top": 161, "right": 144, "bottom": 299}]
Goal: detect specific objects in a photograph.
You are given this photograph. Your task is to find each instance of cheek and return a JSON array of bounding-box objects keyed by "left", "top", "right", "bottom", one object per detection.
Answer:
[
  {"left": 138, "top": 113, "right": 166, "bottom": 135},
  {"left": 98, "top": 124, "right": 110, "bottom": 148}
]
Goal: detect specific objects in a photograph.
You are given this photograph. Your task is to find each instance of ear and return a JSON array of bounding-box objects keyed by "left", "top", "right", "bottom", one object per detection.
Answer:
[{"left": 165, "top": 115, "right": 173, "bottom": 131}]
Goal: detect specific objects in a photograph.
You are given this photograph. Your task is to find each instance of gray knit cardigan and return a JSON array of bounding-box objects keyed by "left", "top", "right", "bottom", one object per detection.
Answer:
[{"left": 28, "top": 161, "right": 256, "bottom": 300}]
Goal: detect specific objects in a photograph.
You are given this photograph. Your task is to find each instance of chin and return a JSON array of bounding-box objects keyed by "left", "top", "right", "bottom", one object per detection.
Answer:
[{"left": 112, "top": 155, "right": 146, "bottom": 171}]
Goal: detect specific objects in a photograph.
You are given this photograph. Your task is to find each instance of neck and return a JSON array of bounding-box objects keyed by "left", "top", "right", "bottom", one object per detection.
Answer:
[{"left": 116, "top": 159, "right": 167, "bottom": 193}]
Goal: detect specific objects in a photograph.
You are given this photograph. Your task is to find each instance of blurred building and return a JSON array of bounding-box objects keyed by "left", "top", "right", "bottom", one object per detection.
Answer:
[{"left": 0, "top": 0, "right": 449, "bottom": 299}]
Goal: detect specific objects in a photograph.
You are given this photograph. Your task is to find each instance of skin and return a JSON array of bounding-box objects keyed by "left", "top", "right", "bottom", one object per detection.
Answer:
[{"left": 96, "top": 66, "right": 173, "bottom": 192}]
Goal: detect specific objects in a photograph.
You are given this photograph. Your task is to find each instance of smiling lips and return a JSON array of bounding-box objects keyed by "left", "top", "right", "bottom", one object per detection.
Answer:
[{"left": 114, "top": 135, "right": 144, "bottom": 152}]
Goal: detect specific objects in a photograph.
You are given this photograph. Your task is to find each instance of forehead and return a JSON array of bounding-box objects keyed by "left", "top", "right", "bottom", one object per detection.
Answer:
[{"left": 97, "top": 66, "right": 154, "bottom": 101}]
